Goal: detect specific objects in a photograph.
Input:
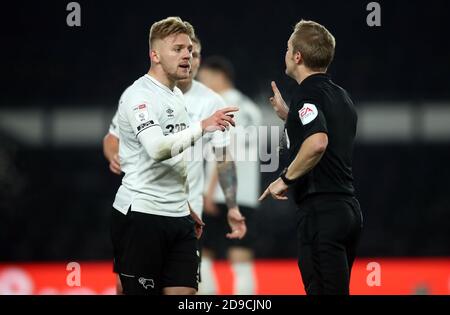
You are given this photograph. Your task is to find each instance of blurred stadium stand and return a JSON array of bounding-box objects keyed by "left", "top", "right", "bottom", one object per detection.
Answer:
[{"left": 0, "top": 103, "right": 449, "bottom": 260}]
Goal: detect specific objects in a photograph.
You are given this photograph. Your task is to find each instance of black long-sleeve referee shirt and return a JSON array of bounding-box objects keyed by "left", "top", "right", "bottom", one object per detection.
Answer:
[{"left": 284, "top": 73, "right": 358, "bottom": 205}]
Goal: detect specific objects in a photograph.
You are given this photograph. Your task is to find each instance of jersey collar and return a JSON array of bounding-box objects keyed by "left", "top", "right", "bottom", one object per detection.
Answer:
[{"left": 144, "top": 74, "right": 178, "bottom": 96}]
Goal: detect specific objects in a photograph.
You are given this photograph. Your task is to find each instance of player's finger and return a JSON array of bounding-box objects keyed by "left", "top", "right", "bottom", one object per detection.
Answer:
[
  {"left": 110, "top": 162, "right": 121, "bottom": 175},
  {"left": 226, "top": 229, "right": 242, "bottom": 239},
  {"left": 220, "top": 106, "right": 239, "bottom": 114},
  {"left": 113, "top": 154, "right": 120, "bottom": 165},
  {"left": 220, "top": 114, "right": 235, "bottom": 127},
  {"left": 238, "top": 224, "right": 247, "bottom": 239},
  {"left": 112, "top": 159, "right": 121, "bottom": 169},
  {"left": 234, "top": 215, "right": 246, "bottom": 222},
  {"left": 217, "top": 119, "right": 230, "bottom": 129},
  {"left": 232, "top": 225, "right": 247, "bottom": 239},
  {"left": 195, "top": 218, "right": 206, "bottom": 226}
]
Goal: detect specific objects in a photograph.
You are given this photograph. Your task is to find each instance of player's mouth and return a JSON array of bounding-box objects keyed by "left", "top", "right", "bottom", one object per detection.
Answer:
[{"left": 179, "top": 64, "right": 190, "bottom": 70}]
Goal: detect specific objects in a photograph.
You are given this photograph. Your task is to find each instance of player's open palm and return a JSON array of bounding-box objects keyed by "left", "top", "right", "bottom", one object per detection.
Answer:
[
  {"left": 269, "top": 81, "right": 289, "bottom": 121},
  {"left": 226, "top": 207, "right": 247, "bottom": 240}
]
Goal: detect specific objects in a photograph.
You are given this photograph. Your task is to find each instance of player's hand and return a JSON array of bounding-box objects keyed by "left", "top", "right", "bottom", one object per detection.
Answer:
[
  {"left": 109, "top": 153, "right": 122, "bottom": 175},
  {"left": 201, "top": 107, "right": 239, "bottom": 133},
  {"left": 269, "top": 81, "right": 289, "bottom": 121},
  {"left": 203, "top": 195, "right": 220, "bottom": 216},
  {"left": 226, "top": 207, "right": 247, "bottom": 239},
  {"left": 259, "top": 178, "right": 289, "bottom": 201},
  {"left": 189, "top": 207, "right": 206, "bottom": 239}
]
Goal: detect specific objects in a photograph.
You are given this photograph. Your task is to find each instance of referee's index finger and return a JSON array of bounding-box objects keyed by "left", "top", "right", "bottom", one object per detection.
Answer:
[
  {"left": 271, "top": 81, "right": 281, "bottom": 94},
  {"left": 258, "top": 188, "right": 269, "bottom": 201}
]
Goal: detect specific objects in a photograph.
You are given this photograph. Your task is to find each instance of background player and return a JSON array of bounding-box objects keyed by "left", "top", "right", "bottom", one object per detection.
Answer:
[{"left": 198, "top": 56, "right": 263, "bottom": 295}]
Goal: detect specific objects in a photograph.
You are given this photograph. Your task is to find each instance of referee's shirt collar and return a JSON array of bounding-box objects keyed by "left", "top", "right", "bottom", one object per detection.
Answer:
[{"left": 300, "top": 73, "right": 330, "bottom": 86}]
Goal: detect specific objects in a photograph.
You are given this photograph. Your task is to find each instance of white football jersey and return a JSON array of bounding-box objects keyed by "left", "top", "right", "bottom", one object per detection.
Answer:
[
  {"left": 184, "top": 80, "right": 229, "bottom": 216},
  {"left": 113, "top": 74, "right": 192, "bottom": 217}
]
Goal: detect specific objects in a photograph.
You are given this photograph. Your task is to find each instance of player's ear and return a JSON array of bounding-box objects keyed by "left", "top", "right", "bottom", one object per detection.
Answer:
[{"left": 150, "top": 49, "right": 160, "bottom": 64}]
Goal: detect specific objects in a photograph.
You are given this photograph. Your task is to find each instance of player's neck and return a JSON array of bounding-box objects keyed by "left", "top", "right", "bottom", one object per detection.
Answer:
[
  {"left": 177, "top": 79, "right": 193, "bottom": 94},
  {"left": 147, "top": 68, "right": 177, "bottom": 91}
]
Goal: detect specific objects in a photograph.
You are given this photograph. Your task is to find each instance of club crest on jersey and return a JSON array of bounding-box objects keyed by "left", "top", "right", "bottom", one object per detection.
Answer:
[
  {"left": 133, "top": 104, "right": 149, "bottom": 122},
  {"left": 299, "top": 103, "right": 318, "bottom": 125},
  {"left": 138, "top": 277, "right": 155, "bottom": 290}
]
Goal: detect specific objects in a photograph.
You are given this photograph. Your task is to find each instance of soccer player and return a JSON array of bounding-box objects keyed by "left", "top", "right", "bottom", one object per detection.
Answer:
[
  {"left": 177, "top": 38, "right": 246, "bottom": 238},
  {"left": 198, "top": 57, "right": 262, "bottom": 295},
  {"left": 104, "top": 35, "right": 247, "bottom": 295},
  {"left": 110, "top": 16, "right": 239, "bottom": 295},
  {"left": 259, "top": 20, "right": 363, "bottom": 295}
]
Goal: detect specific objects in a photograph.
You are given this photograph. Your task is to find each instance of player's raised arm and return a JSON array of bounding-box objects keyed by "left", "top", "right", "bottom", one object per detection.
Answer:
[{"left": 136, "top": 106, "right": 239, "bottom": 162}]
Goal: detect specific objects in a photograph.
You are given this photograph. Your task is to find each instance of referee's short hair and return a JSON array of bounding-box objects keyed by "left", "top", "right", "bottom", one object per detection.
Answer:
[
  {"left": 200, "top": 56, "right": 235, "bottom": 83},
  {"left": 292, "top": 20, "right": 336, "bottom": 72},
  {"left": 149, "top": 16, "right": 195, "bottom": 48}
]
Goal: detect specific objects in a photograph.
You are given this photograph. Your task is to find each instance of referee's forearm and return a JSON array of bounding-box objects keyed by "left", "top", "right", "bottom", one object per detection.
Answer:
[
  {"left": 285, "top": 133, "right": 328, "bottom": 181},
  {"left": 286, "top": 150, "right": 324, "bottom": 180}
]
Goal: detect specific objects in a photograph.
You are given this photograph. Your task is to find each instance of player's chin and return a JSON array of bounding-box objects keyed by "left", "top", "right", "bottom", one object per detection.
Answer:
[{"left": 176, "top": 66, "right": 190, "bottom": 79}]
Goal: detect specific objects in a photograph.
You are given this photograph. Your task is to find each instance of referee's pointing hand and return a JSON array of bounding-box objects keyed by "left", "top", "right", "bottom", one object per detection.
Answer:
[
  {"left": 259, "top": 178, "right": 289, "bottom": 201},
  {"left": 269, "top": 81, "right": 289, "bottom": 121}
]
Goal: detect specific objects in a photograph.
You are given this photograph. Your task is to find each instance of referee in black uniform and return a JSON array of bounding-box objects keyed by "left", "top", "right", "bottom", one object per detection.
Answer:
[{"left": 259, "top": 20, "right": 363, "bottom": 295}]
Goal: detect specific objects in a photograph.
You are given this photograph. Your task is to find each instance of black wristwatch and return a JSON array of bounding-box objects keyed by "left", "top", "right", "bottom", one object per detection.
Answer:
[{"left": 280, "top": 167, "right": 296, "bottom": 186}]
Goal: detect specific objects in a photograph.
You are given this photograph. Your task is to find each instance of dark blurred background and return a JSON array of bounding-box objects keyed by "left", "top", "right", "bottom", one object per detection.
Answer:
[{"left": 1, "top": 0, "right": 449, "bottom": 261}]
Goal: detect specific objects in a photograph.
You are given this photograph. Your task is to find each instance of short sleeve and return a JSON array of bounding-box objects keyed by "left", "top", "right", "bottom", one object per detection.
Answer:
[
  {"left": 108, "top": 110, "right": 119, "bottom": 137},
  {"left": 295, "top": 99, "right": 328, "bottom": 141},
  {"left": 122, "top": 93, "right": 162, "bottom": 137}
]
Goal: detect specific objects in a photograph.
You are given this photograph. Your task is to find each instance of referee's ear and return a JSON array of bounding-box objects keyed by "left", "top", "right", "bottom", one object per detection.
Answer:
[{"left": 294, "top": 51, "right": 303, "bottom": 65}]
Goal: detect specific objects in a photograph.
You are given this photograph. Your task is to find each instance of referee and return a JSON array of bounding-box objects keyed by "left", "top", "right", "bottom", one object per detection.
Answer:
[{"left": 259, "top": 20, "right": 363, "bottom": 295}]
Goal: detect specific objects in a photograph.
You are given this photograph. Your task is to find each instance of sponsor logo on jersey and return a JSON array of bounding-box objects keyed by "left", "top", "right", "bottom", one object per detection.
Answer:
[
  {"left": 137, "top": 120, "right": 155, "bottom": 132},
  {"left": 133, "top": 104, "right": 149, "bottom": 122},
  {"left": 299, "top": 103, "right": 318, "bottom": 125},
  {"left": 166, "top": 107, "right": 174, "bottom": 118}
]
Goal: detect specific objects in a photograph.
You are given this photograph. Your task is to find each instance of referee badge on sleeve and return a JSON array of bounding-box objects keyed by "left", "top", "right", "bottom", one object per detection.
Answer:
[{"left": 299, "top": 103, "right": 318, "bottom": 125}]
